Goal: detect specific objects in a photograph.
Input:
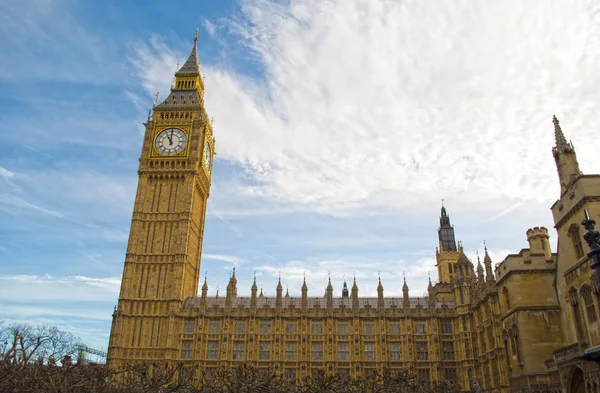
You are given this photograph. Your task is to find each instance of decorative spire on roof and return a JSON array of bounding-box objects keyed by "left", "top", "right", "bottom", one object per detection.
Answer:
[
  {"left": 251, "top": 272, "right": 257, "bottom": 291},
  {"left": 438, "top": 202, "right": 457, "bottom": 252},
  {"left": 176, "top": 29, "right": 201, "bottom": 77},
  {"left": 377, "top": 272, "right": 383, "bottom": 292},
  {"left": 483, "top": 241, "right": 495, "bottom": 283},
  {"left": 551, "top": 115, "right": 581, "bottom": 194},
  {"left": 259, "top": 286, "right": 264, "bottom": 298},
  {"left": 402, "top": 273, "right": 409, "bottom": 291},
  {"left": 285, "top": 286, "right": 290, "bottom": 299},
  {"left": 428, "top": 272, "right": 433, "bottom": 291},
  {"left": 342, "top": 280, "right": 349, "bottom": 298},
  {"left": 202, "top": 271, "right": 208, "bottom": 291},
  {"left": 552, "top": 115, "right": 570, "bottom": 155}
]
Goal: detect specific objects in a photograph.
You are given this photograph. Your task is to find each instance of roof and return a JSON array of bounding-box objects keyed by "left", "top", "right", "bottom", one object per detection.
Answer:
[{"left": 182, "top": 296, "right": 454, "bottom": 310}]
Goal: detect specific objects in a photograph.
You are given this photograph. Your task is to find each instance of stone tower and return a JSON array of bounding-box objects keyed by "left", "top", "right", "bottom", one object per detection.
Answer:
[
  {"left": 107, "top": 32, "right": 215, "bottom": 367},
  {"left": 436, "top": 204, "right": 460, "bottom": 283}
]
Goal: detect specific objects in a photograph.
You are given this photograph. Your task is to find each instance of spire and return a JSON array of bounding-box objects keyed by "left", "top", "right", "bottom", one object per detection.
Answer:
[
  {"left": 377, "top": 274, "right": 384, "bottom": 310},
  {"left": 285, "top": 287, "right": 290, "bottom": 299},
  {"left": 202, "top": 272, "right": 208, "bottom": 291},
  {"left": 483, "top": 241, "right": 495, "bottom": 283},
  {"left": 250, "top": 273, "right": 258, "bottom": 309},
  {"left": 402, "top": 274, "right": 409, "bottom": 309},
  {"left": 402, "top": 274, "right": 409, "bottom": 292},
  {"left": 377, "top": 273, "right": 384, "bottom": 293},
  {"left": 259, "top": 286, "right": 264, "bottom": 298},
  {"left": 438, "top": 202, "right": 457, "bottom": 252},
  {"left": 553, "top": 115, "right": 569, "bottom": 151},
  {"left": 351, "top": 275, "right": 359, "bottom": 311},
  {"left": 176, "top": 29, "right": 201, "bottom": 77},
  {"left": 251, "top": 272, "right": 257, "bottom": 291},
  {"left": 155, "top": 30, "right": 205, "bottom": 109},
  {"left": 476, "top": 251, "right": 485, "bottom": 285},
  {"left": 342, "top": 280, "right": 349, "bottom": 298},
  {"left": 551, "top": 115, "right": 581, "bottom": 194},
  {"left": 302, "top": 274, "right": 308, "bottom": 292},
  {"left": 301, "top": 273, "right": 308, "bottom": 308},
  {"left": 428, "top": 274, "right": 433, "bottom": 291}
]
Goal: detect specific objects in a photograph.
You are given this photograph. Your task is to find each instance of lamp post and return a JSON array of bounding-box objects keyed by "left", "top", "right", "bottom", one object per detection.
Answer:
[{"left": 578, "top": 209, "right": 600, "bottom": 362}]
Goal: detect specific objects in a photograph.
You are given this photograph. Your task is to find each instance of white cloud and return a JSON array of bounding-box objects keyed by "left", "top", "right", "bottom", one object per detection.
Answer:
[
  {"left": 0, "top": 274, "right": 120, "bottom": 302},
  {"left": 131, "top": 0, "right": 600, "bottom": 217},
  {"left": 203, "top": 253, "right": 245, "bottom": 265},
  {"left": 0, "top": 166, "right": 15, "bottom": 179}
]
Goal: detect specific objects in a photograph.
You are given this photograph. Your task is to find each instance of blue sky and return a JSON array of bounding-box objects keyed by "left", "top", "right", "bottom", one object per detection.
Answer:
[{"left": 2, "top": 0, "right": 600, "bottom": 351}]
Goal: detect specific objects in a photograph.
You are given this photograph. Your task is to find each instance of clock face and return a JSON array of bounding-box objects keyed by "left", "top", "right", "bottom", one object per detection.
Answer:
[
  {"left": 203, "top": 141, "right": 212, "bottom": 172},
  {"left": 154, "top": 128, "right": 187, "bottom": 156}
]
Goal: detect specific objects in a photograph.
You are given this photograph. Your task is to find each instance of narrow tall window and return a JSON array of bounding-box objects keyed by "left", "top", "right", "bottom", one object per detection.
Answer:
[
  {"left": 232, "top": 341, "right": 245, "bottom": 360},
  {"left": 363, "top": 321, "right": 375, "bottom": 334},
  {"left": 184, "top": 319, "right": 195, "bottom": 334},
  {"left": 311, "top": 342, "right": 323, "bottom": 360},
  {"left": 286, "top": 321, "right": 297, "bottom": 334},
  {"left": 415, "top": 322, "right": 426, "bottom": 334},
  {"left": 259, "top": 341, "right": 271, "bottom": 360},
  {"left": 442, "top": 341, "right": 455, "bottom": 360},
  {"left": 503, "top": 287, "right": 511, "bottom": 312},
  {"left": 312, "top": 321, "right": 323, "bottom": 335},
  {"left": 338, "top": 342, "right": 349, "bottom": 361},
  {"left": 569, "top": 225, "right": 585, "bottom": 259},
  {"left": 416, "top": 341, "right": 428, "bottom": 360},
  {"left": 181, "top": 340, "right": 193, "bottom": 359},
  {"left": 582, "top": 286, "right": 598, "bottom": 323},
  {"left": 390, "top": 342, "right": 402, "bottom": 361},
  {"left": 364, "top": 342, "right": 376, "bottom": 361},
  {"left": 209, "top": 320, "right": 221, "bottom": 334},
  {"left": 570, "top": 289, "right": 586, "bottom": 339},
  {"left": 440, "top": 319, "right": 452, "bottom": 334},
  {"left": 206, "top": 340, "right": 219, "bottom": 360},
  {"left": 285, "top": 342, "right": 297, "bottom": 360},
  {"left": 234, "top": 321, "right": 246, "bottom": 334},
  {"left": 389, "top": 321, "right": 401, "bottom": 334},
  {"left": 260, "top": 320, "right": 272, "bottom": 333}
]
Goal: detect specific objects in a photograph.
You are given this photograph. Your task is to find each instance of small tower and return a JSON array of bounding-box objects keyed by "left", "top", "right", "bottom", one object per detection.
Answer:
[
  {"left": 483, "top": 243, "right": 495, "bottom": 283},
  {"left": 201, "top": 273, "right": 208, "bottom": 308},
  {"left": 526, "top": 227, "right": 552, "bottom": 260},
  {"left": 377, "top": 275, "right": 384, "bottom": 311},
  {"left": 342, "top": 280, "right": 349, "bottom": 298},
  {"left": 326, "top": 276, "right": 333, "bottom": 309},
  {"left": 250, "top": 273, "right": 258, "bottom": 310},
  {"left": 436, "top": 203, "right": 460, "bottom": 284},
  {"left": 402, "top": 276, "right": 409, "bottom": 310},
  {"left": 427, "top": 276, "right": 435, "bottom": 308},
  {"left": 276, "top": 276, "right": 283, "bottom": 309},
  {"left": 552, "top": 115, "right": 581, "bottom": 194},
  {"left": 351, "top": 276, "right": 359, "bottom": 311},
  {"left": 301, "top": 275, "right": 308, "bottom": 309},
  {"left": 476, "top": 252, "right": 485, "bottom": 286},
  {"left": 438, "top": 203, "right": 457, "bottom": 252}
]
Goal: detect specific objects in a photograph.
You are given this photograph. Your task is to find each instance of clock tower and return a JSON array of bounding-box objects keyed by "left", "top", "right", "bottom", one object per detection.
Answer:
[{"left": 107, "top": 31, "right": 214, "bottom": 366}]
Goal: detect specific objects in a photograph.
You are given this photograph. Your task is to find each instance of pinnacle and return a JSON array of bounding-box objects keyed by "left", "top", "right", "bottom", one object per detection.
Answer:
[
  {"left": 176, "top": 30, "right": 201, "bottom": 77},
  {"left": 553, "top": 115, "right": 569, "bottom": 153}
]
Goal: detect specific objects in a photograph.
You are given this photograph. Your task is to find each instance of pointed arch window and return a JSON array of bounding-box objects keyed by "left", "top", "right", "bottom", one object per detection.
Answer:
[
  {"left": 502, "top": 287, "right": 511, "bottom": 312},
  {"left": 581, "top": 285, "right": 598, "bottom": 323},
  {"left": 569, "top": 288, "right": 586, "bottom": 339},
  {"left": 569, "top": 224, "right": 585, "bottom": 259}
]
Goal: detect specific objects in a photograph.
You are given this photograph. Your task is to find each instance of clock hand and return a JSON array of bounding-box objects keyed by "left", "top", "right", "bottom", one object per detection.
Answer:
[{"left": 168, "top": 129, "right": 174, "bottom": 146}]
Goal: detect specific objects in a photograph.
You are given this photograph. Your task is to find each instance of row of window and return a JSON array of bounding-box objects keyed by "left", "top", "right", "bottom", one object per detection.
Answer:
[
  {"left": 186, "top": 319, "right": 456, "bottom": 335},
  {"left": 181, "top": 340, "right": 455, "bottom": 361},
  {"left": 202, "top": 367, "right": 452, "bottom": 382}
]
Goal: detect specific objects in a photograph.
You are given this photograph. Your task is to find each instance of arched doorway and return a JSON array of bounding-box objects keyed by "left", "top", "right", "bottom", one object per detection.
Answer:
[{"left": 569, "top": 367, "right": 585, "bottom": 393}]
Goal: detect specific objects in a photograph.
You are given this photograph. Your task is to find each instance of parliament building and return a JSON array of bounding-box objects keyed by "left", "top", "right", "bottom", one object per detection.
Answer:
[{"left": 107, "top": 34, "right": 600, "bottom": 393}]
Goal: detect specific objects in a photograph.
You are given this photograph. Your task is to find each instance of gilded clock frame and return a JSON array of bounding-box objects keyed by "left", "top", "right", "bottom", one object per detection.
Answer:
[
  {"left": 203, "top": 139, "right": 214, "bottom": 176},
  {"left": 150, "top": 126, "right": 191, "bottom": 158}
]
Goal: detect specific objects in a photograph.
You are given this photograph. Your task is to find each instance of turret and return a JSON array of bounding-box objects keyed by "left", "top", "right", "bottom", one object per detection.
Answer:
[
  {"left": 552, "top": 115, "right": 581, "bottom": 194},
  {"left": 483, "top": 243, "right": 495, "bottom": 283},
  {"left": 250, "top": 273, "right": 258, "bottom": 309},
  {"left": 351, "top": 276, "right": 359, "bottom": 311},
  {"left": 476, "top": 253, "right": 485, "bottom": 286},
  {"left": 402, "top": 276, "right": 409, "bottom": 309},
  {"left": 526, "top": 227, "right": 552, "bottom": 260},
  {"left": 326, "top": 276, "right": 333, "bottom": 308},
  {"left": 427, "top": 276, "right": 435, "bottom": 308},
  {"left": 276, "top": 276, "right": 283, "bottom": 308},
  {"left": 201, "top": 273, "right": 208, "bottom": 307},
  {"left": 342, "top": 280, "right": 349, "bottom": 298},
  {"left": 377, "top": 276, "right": 384, "bottom": 310},
  {"left": 438, "top": 203, "right": 457, "bottom": 252},
  {"left": 301, "top": 275, "right": 308, "bottom": 309}
]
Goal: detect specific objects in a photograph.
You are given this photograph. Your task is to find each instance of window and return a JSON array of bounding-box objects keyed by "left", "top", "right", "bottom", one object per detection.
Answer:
[
  {"left": 442, "top": 341, "right": 455, "bottom": 360},
  {"left": 390, "top": 342, "right": 402, "bottom": 361},
  {"left": 503, "top": 287, "right": 511, "bottom": 311},
  {"left": 444, "top": 368, "right": 457, "bottom": 382},
  {"left": 338, "top": 321, "right": 349, "bottom": 335},
  {"left": 312, "top": 321, "right": 323, "bottom": 335},
  {"left": 440, "top": 319, "right": 452, "bottom": 334},
  {"left": 181, "top": 340, "right": 193, "bottom": 359},
  {"left": 234, "top": 321, "right": 246, "bottom": 334},
  {"left": 364, "top": 342, "right": 376, "bottom": 361},
  {"left": 206, "top": 340, "right": 219, "bottom": 360},
  {"left": 184, "top": 319, "right": 195, "bottom": 334},
  {"left": 463, "top": 316, "right": 468, "bottom": 331},
  {"left": 209, "top": 320, "right": 221, "bottom": 334},
  {"left": 338, "top": 342, "right": 350, "bottom": 360},
  {"left": 570, "top": 225, "right": 585, "bottom": 259},
  {"left": 487, "top": 328, "right": 495, "bottom": 348},
  {"left": 415, "top": 322, "right": 426, "bottom": 334},
  {"left": 389, "top": 322, "right": 401, "bottom": 334},
  {"left": 418, "top": 368, "right": 431, "bottom": 384},
  {"left": 363, "top": 322, "right": 375, "bottom": 334},
  {"left": 285, "top": 342, "right": 297, "bottom": 360},
  {"left": 570, "top": 289, "right": 586, "bottom": 339},
  {"left": 582, "top": 286, "right": 598, "bottom": 323},
  {"left": 259, "top": 341, "right": 271, "bottom": 360},
  {"left": 464, "top": 339, "right": 471, "bottom": 358},
  {"left": 416, "top": 341, "right": 428, "bottom": 360},
  {"left": 284, "top": 369, "right": 296, "bottom": 381},
  {"left": 232, "top": 341, "right": 245, "bottom": 360},
  {"left": 311, "top": 342, "right": 323, "bottom": 360},
  {"left": 260, "top": 320, "right": 272, "bottom": 333},
  {"left": 286, "top": 321, "right": 297, "bottom": 334},
  {"left": 449, "top": 263, "right": 453, "bottom": 274}
]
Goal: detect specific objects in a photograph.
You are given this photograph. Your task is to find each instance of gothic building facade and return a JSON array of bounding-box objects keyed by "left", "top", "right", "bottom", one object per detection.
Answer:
[{"left": 107, "top": 35, "right": 600, "bottom": 393}]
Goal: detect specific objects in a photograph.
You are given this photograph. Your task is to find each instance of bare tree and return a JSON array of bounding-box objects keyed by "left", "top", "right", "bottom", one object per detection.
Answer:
[
  {"left": 297, "top": 369, "right": 349, "bottom": 393},
  {"left": 0, "top": 321, "right": 81, "bottom": 365}
]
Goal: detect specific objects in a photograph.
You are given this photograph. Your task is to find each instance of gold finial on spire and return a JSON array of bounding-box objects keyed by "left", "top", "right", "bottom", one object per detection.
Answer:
[
  {"left": 153, "top": 92, "right": 160, "bottom": 107},
  {"left": 194, "top": 28, "right": 199, "bottom": 43},
  {"left": 175, "top": 61, "right": 180, "bottom": 72}
]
